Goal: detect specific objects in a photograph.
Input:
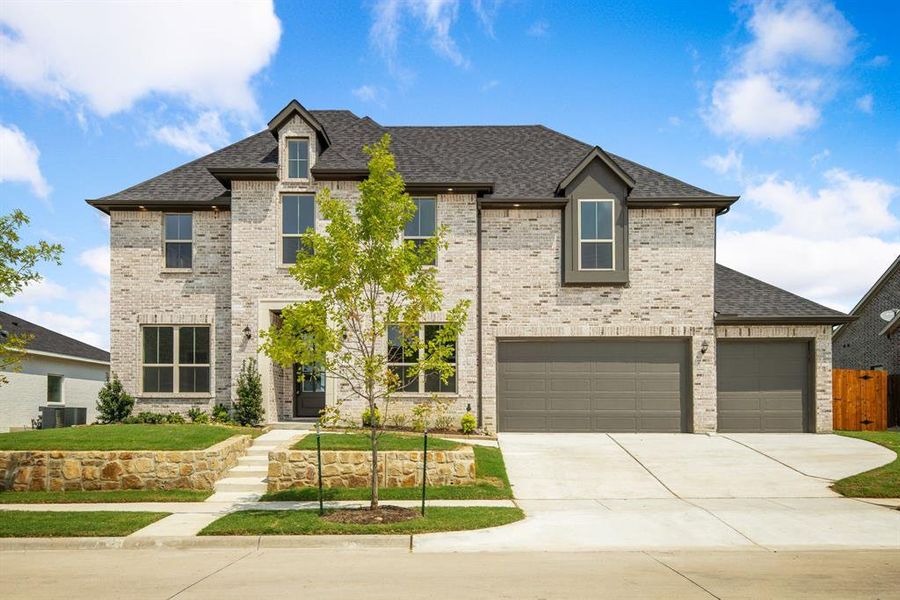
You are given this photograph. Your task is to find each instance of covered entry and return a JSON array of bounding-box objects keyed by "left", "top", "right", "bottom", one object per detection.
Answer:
[
  {"left": 717, "top": 340, "right": 811, "bottom": 432},
  {"left": 496, "top": 338, "right": 690, "bottom": 432}
]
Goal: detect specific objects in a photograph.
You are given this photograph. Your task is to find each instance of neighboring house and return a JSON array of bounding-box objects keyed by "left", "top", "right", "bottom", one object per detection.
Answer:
[
  {"left": 87, "top": 99, "right": 852, "bottom": 434},
  {"left": 833, "top": 256, "right": 900, "bottom": 374},
  {"left": 0, "top": 311, "right": 110, "bottom": 432}
]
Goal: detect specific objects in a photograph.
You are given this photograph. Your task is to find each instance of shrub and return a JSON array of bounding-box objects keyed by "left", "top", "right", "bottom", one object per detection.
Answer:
[
  {"left": 233, "top": 358, "right": 264, "bottom": 426},
  {"left": 164, "top": 412, "right": 185, "bottom": 424},
  {"left": 211, "top": 403, "right": 231, "bottom": 424},
  {"left": 317, "top": 400, "right": 347, "bottom": 428},
  {"left": 95, "top": 373, "right": 134, "bottom": 424},
  {"left": 123, "top": 411, "right": 166, "bottom": 424},
  {"left": 387, "top": 412, "right": 409, "bottom": 429},
  {"left": 361, "top": 405, "right": 382, "bottom": 427},
  {"left": 431, "top": 399, "right": 454, "bottom": 431},
  {"left": 411, "top": 402, "right": 431, "bottom": 432},
  {"left": 460, "top": 412, "right": 477, "bottom": 434},
  {"left": 187, "top": 407, "right": 210, "bottom": 424}
]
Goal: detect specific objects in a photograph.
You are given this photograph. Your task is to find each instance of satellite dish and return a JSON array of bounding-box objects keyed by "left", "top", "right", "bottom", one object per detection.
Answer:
[{"left": 880, "top": 309, "right": 899, "bottom": 322}]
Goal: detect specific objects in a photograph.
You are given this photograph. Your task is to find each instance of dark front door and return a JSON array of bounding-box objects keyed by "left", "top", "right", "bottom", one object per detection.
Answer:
[{"left": 293, "top": 363, "right": 326, "bottom": 418}]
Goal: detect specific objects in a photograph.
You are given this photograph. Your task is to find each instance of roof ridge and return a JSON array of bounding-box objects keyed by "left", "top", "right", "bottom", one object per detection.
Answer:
[{"left": 389, "top": 124, "right": 546, "bottom": 129}]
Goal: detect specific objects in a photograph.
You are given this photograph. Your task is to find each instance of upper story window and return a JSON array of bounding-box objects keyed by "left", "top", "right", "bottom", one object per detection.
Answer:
[
  {"left": 142, "top": 325, "right": 210, "bottom": 394},
  {"left": 404, "top": 197, "right": 436, "bottom": 265},
  {"left": 287, "top": 139, "right": 310, "bottom": 179},
  {"left": 47, "top": 374, "right": 63, "bottom": 403},
  {"left": 387, "top": 323, "right": 457, "bottom": 394},
  {"left": 578, "top": 199, "right": 614, "bottom": 270},
  {"left": 164, "top": 213, "right": 192, "bottom": 269},
  {"left": 282, "top": 194, "right": 315, "bottom": 264}
]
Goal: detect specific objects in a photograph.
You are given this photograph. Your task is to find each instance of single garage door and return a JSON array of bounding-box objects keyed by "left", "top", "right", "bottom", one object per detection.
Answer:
[
  {"left": 497, "top": 339, "right": 690, "bottom": 432},
  {"left": 717, "top": 340, "right": 810, "bottom": 433}
]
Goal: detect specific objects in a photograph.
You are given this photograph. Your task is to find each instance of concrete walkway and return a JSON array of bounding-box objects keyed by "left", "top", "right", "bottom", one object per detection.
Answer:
[{"left": 414, "top": 433, "right": 900, "bottom": 552}]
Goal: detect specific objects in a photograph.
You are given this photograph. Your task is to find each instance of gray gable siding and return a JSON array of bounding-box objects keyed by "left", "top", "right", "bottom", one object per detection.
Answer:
[{"left": 833, "top": 263, "right": 900, "bottom": 374}]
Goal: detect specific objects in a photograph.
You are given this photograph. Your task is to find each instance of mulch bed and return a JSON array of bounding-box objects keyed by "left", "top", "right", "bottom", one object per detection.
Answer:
[{"left": 322, "top": 506, "right": 421, "bottom": 525}]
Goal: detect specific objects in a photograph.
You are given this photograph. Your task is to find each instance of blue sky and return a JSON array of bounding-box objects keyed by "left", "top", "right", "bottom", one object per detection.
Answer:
[{"left": 1, "top": 0, "right": 898, "bottom": 349}]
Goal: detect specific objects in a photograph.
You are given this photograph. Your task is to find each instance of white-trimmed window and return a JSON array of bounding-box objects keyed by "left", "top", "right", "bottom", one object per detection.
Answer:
[
  {"left": 164, "top": 213, "right": 192, "bottom": 269},
  {"left": 287, "top": 138, "right": 310, "bottom": 179},
  {"left": 403, "top": 197, "right": 437, "bottom": 265},
  {"left": 282, "top": 194, "right": 315, "bottom": 264},
  {"left": 387, "top": 324, "right": 457, "bottom": 394},
  {"left": 47, "top": 374, "right": 63, "bottom": 403},
  {"left": 142, "top": 326, "right": 210, "bottom": 394},
  {"left": 578, "top": 199, "right": 614, "bottom": 270}
]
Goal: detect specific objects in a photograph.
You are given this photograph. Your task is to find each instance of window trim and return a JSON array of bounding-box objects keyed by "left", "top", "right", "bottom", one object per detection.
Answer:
[
  {"left": 279, "top": 193, "right": 317, "bottom": 266},
  {"left": 46, "top": 374, "right": 64, "bottom": 404},
  {"left": 139, "top": 324, "right": 212, "bottom": 397},
  {"left": 403, "top": 196, "right": 438, "bottom": 266},
  {"left": 162, "top": 213, "right": 193, "bottom": 272},
  {"left": 285, "top": 137, "right": 310, "bottom": 180},
  {"left": 577, "top": 198, "right": 615, "bottom": 271},
  {"left": 386, "top": 323, "right": 457, "bottom": 395}
]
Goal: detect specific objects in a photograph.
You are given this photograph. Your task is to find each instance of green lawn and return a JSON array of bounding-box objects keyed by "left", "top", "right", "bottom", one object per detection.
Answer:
[
  {"left": 261, "top": 445, "right": 513, "bottom": 501},
  {"left": 200, "top": 507, "right": 524, "bottom": 536},
  {"left": 0, "top": 424, "right": 262, "bottom": 451},
  {"left": 0, "top": 490, "right": 212, "bottom": 504},
  {"left": 293, "top": 432, "right": 461, "bottom": 451},
  {"left": 833, "top": 431, "right": 900, "bottom": 498},
  {"left": 0, "top": 511, "right": 170, "bottom": 537}
]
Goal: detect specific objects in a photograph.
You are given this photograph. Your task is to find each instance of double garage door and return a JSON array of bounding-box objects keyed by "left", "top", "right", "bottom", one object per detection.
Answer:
[
  {"left": 497, "top": 339, "right": 690, "bottom": 432},
  {"left": 496, "top": 338, "right": 810, "bottom": 433}
]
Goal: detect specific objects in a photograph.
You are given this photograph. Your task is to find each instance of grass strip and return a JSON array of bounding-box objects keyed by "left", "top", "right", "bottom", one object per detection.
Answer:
[
  {"left": 0, "top": 424, "right": 261, "bottom": 451},
  {"left": 0, "top": 489, "right": 211, "bottom": 504},
  {"left": 833, "top": 431, "right": 900, "bottom": 498},
  {"left": 200, "top": 506, "right": 524, "bottom": 536},
  {"left": 0, "top": 510, "right": 170, "bottom": 537}
]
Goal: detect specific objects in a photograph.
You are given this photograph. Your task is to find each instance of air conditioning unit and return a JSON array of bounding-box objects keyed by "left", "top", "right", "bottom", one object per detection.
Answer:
[{"left": 40, "top": 406, "right": 87, "bottom": 428}]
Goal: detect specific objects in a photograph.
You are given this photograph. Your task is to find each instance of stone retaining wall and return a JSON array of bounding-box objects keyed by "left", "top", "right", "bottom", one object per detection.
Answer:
[
  {"left": 267, "top": 446, "right": 476, "bottom": 492},
  {"left": 0, "top": 435, "right": 252, "bottom": 492}
]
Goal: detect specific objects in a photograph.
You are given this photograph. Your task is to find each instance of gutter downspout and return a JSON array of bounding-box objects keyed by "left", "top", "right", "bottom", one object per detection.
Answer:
[{"left": 476, "top": 200, "right": 483, "bottom": 429}]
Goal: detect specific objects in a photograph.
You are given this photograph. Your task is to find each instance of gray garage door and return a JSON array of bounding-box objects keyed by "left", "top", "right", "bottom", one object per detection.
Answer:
[
  {"left": 497, "top": 339, "right": 689, "bottom": 432},
  {"left": 717, "top": 341, "right": 809, "bottom": 433}
]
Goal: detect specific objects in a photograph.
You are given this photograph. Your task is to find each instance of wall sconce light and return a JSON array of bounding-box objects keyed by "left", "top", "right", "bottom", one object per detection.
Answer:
[
  {"left": 700, "top": 340, "right": 709, "bottom": 354},
  {"left": 243, "top": 326, "right": 252, "bottom": 341}
]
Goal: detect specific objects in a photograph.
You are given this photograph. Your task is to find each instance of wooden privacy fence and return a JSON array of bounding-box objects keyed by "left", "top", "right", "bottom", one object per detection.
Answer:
[
  {"left": 832, "top": 369, "right": 888, "bottom": 431},
  {"left": 890, "top": 374, "right": 900, "bottom": 428}
]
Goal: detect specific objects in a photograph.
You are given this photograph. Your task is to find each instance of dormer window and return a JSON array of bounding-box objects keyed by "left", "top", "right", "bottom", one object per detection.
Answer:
[
  {"left": 287, "top": 139, "right": 310, "bottom": 179},
  {"left": 578, "top": 199, "right": 614, "bottom": 270}
]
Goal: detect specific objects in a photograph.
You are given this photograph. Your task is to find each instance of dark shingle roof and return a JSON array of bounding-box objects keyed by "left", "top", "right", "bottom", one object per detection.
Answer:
[
  {"left": 0, "top": 311, "right": 110, "bottom": 363},
  {"left": 89, "top": 108, "right": 730, "bottom": 207},
  {"left": 715, "top": 264, "right": 853, "bottom": 324}
]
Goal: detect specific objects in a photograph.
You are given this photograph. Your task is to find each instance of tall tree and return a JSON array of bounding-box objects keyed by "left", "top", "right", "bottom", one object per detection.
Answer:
[
  {"left": 262, "top": 135, "right": 469, "bottom": 509},
  {"left": 0, "top": 210, "right": 64, "bottom": 384}
]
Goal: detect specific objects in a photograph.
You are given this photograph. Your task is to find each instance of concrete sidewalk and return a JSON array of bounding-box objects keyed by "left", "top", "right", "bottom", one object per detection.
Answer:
[{"left": 0, "top": 499, "right": 517, "bottom": 512}]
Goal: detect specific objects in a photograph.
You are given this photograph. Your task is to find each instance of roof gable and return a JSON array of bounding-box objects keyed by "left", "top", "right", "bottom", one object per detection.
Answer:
[
  {"left": 267, "top": 99, "right": 331, "bottom": 147},
  {"left": 557, "top": 146, "right": 636, "bottom": 194}
]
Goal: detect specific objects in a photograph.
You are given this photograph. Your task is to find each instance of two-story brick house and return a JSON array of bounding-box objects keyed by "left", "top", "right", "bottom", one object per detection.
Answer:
[{"left": 88, "top": 100, "right": 852, "bottom": 433}]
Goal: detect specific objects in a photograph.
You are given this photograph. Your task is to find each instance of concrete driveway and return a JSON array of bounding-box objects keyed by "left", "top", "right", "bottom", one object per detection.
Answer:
[{"left": 415, "top": 433, "right": 900, "bottom": 553}]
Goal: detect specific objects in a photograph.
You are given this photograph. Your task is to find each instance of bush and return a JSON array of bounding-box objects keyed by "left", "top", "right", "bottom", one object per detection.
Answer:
[
  {"left": 411, "top": 402, "right": 431, "bottom": 432},
  {"left": 460, "top": 412, "right": 477, "bottom": 434},
  {"left": 123, "top": 411, "right": 166, "bottom": 424},
  {"left": 164, "top": 412, "right": 185, "bottom": 424},
  {"left": 233, "top": 358, "right": 264, "bottom": 426},
  {"left": 187, "top": 407, "right": 210, "bottom": 424},
  {"left": 211, "top": 404, "right": 231, "bottom": 424},
  {"left": 361, "top": 405, "right": 382, "bottom": 427},
  {"left": 95, "top": 374, "right": 134, "bottom": 424},
  {"left": 387, "top": 412, "right": 409, "bottom": 429}
]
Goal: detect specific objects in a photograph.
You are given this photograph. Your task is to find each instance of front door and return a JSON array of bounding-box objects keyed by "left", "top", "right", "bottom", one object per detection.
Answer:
[{"left": 293, "top": 363, "right": 326, "bottom": 418}]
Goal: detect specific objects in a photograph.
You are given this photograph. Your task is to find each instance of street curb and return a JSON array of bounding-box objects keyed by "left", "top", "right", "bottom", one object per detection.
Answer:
[{"left": 0, "top": 534, "right": 412, "bottom": 551}]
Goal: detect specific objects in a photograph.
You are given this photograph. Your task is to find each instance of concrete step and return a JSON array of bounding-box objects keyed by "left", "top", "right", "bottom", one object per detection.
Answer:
[
  {"left": 238, "top": 455, "right": 269, "bottom": 466},
  {"left": 214, "top": 476, "right": 268, "bottom": 493},
  {"left": 228, "top": 465, "right": 268, "bottom": 476},
  {"left": 206, "top": 491, "right": 264, "bottom": 503}
]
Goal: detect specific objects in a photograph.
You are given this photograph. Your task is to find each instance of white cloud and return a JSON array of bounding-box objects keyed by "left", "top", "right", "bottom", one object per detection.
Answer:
[
  {"left": 705, "top": 1, "right": 856, "bottom": 139},
  {"left": 810, "top": 148, "right": 830, "bottom": 166},
  {"left": 152, "top": 111, "right": 229, "bottom": 156},
  {"left": 12, "top": 305, "right": 107, "bottom": 349},
  {"left": 78, "top": 246, "right": 110, "bottom": 278},
  {"left": 668, "top": 116, "right": 682, "bottom": 127},
  {"left": 708, "top": 74, "right": 819, "bottom": 138},
  {"left": 0, "top": 123, "right": 51, "bottom": 198},
  {"left": 0, "top": 1, "right": 281, "bottom": 117},
  {"left": 855, "top": 93, "right": 874, "bottom": 114},
  {"left": 369, "top": 0, "right": 470, "bottom": 77},
  {"left": 472, "top": 0, "right": 501, "bottom": 37},
  {"left": 867, "top": 55, "right": 890, "bottom": 68},
  {"left": 718, "top": 168, "right": 900, "bottom": 311},
  {"left": 703, "top": 148, "right": 744, "bottom": 178},
  {"left": 7, "top": 278, "right": 66, "bottom": 304},
  {"left": 480, "top": 79, "right": 500, "bottom": 92},
  {"left": 527, "top": 19, "right": 549, "bottom": 37}
]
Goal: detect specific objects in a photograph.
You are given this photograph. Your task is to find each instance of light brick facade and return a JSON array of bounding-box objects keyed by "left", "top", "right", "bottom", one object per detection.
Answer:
[{"left": 106, "top": 111, "right": 836, "bottom": 433}]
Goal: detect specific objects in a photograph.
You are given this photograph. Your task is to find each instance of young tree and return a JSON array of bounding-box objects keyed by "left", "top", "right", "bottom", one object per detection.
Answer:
[
  {"left": 233, "top": 357, "right": 264, "bottom": 426},
  {"left": 0, "top": 210, "right": 64, "bottom": 384},
  {"left": 262, "top": 135, "right": 469, "bottom": 509}
]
